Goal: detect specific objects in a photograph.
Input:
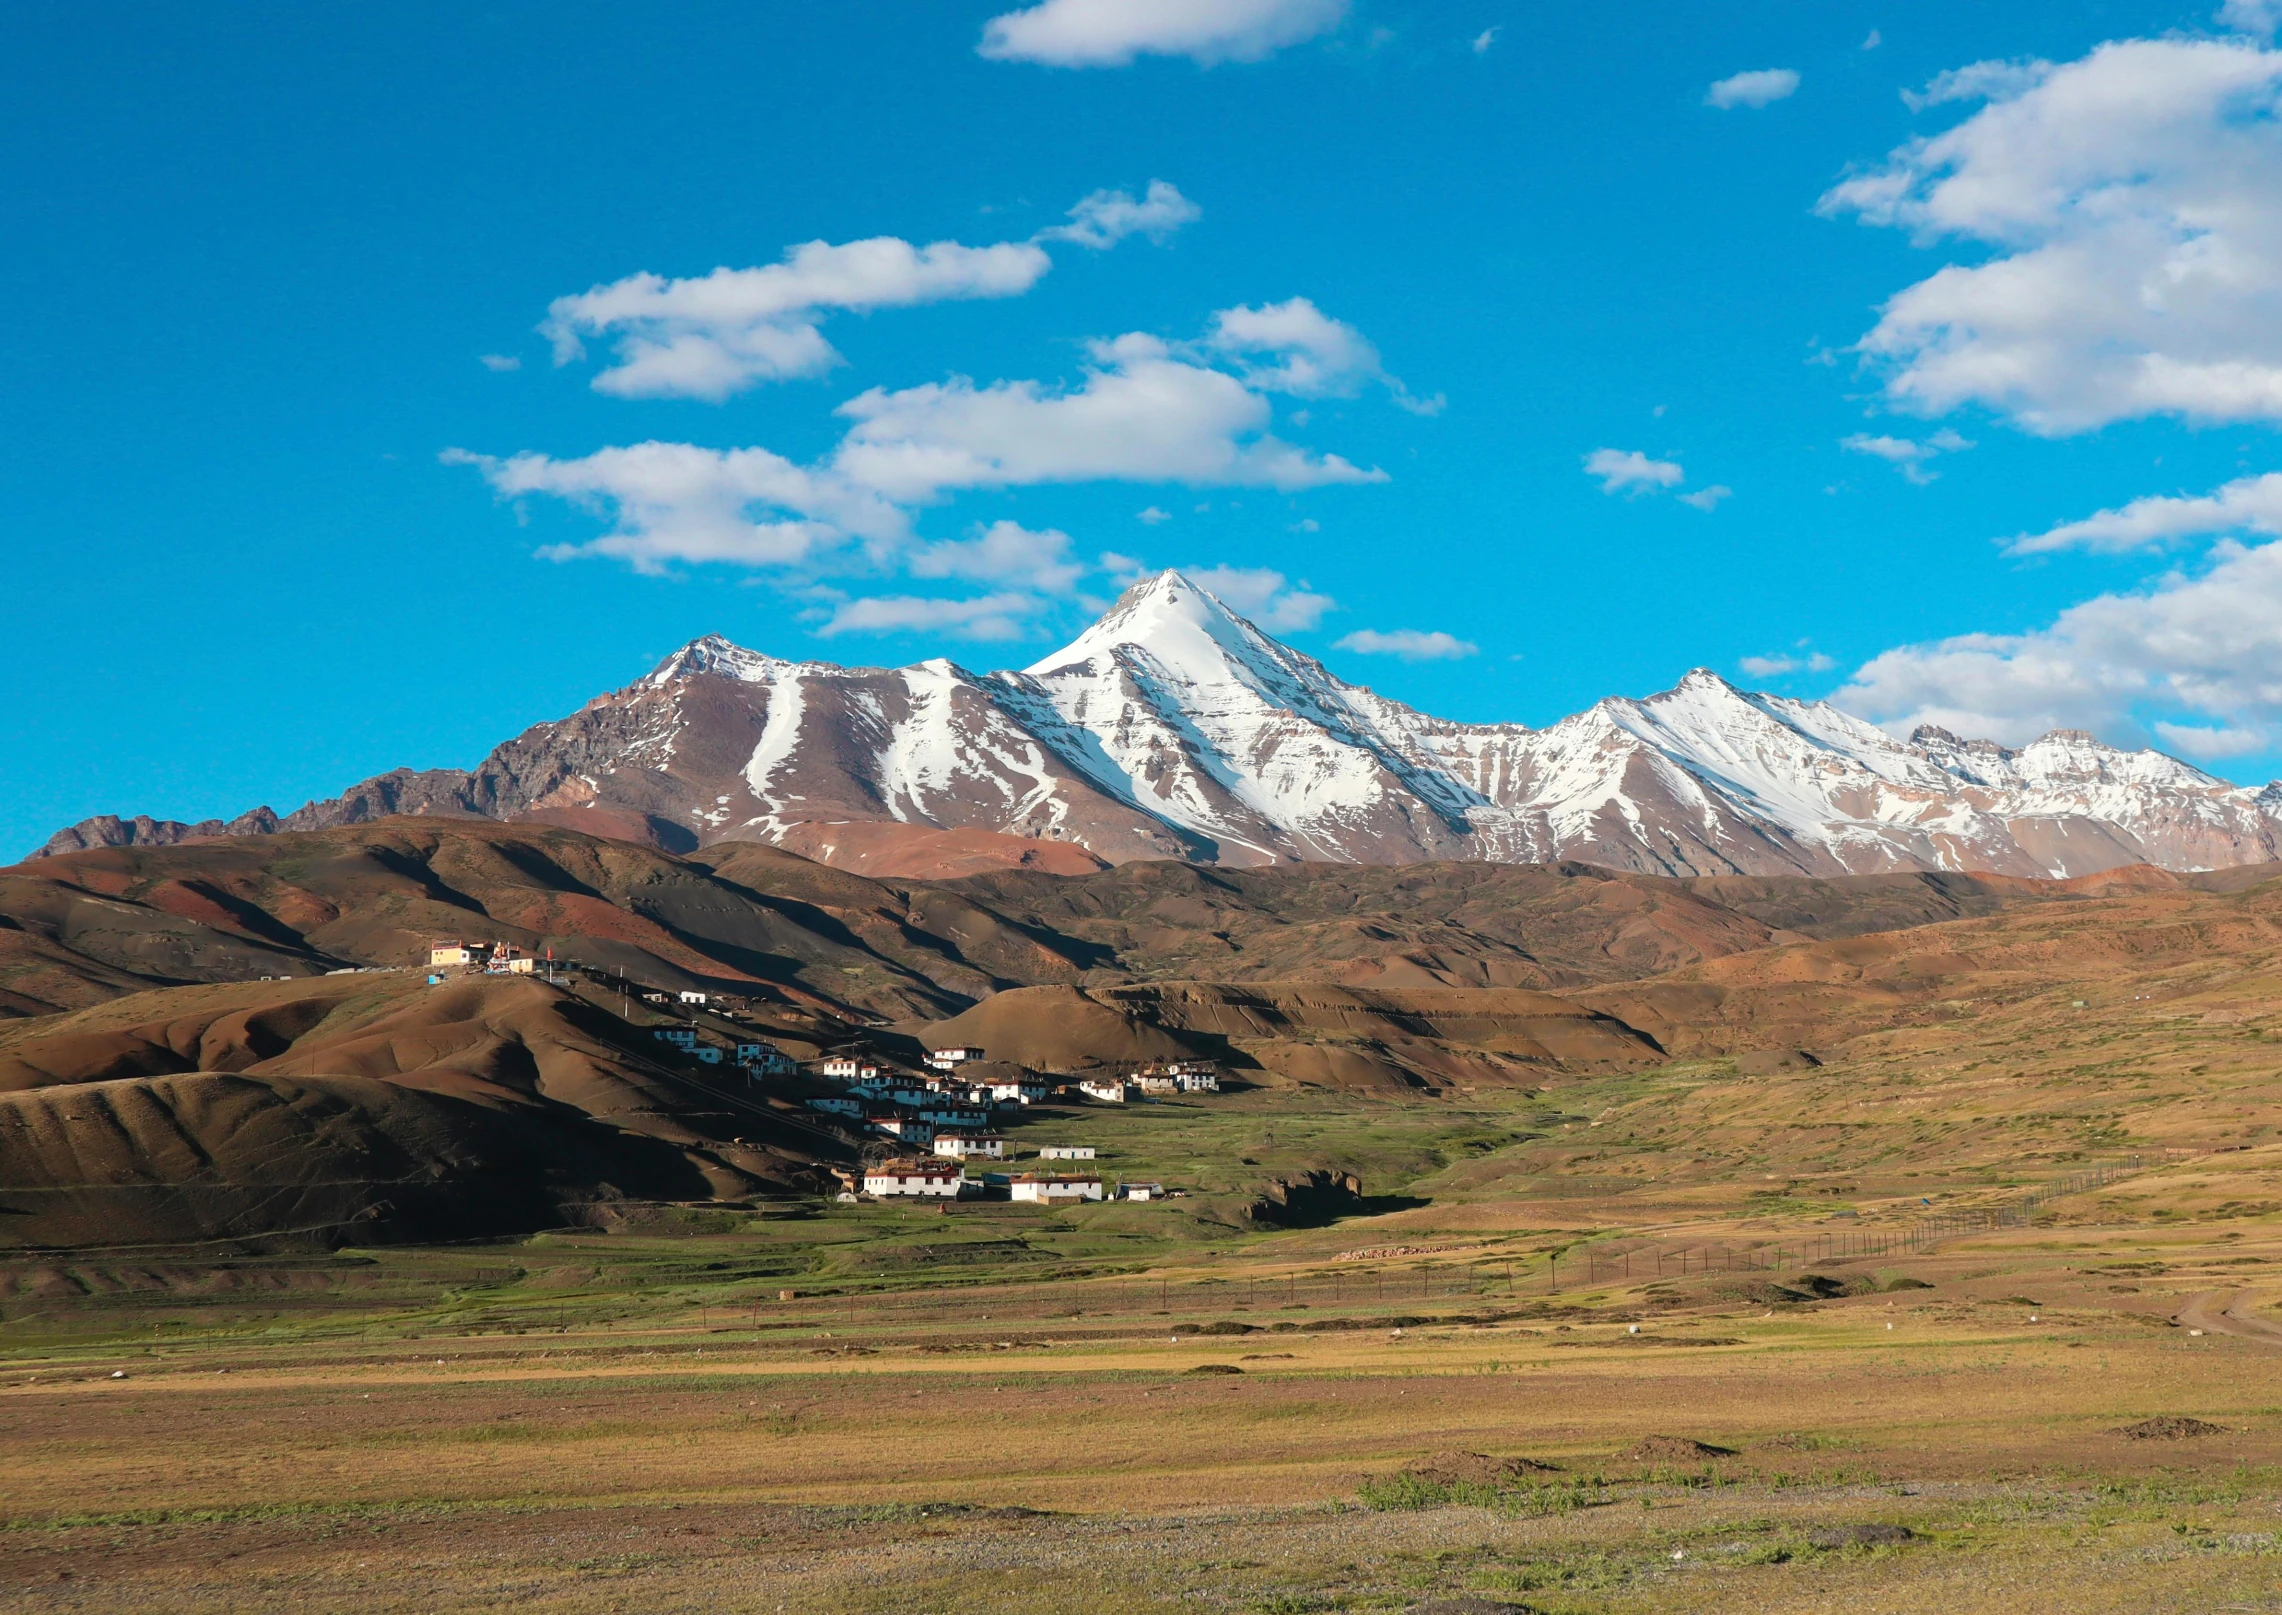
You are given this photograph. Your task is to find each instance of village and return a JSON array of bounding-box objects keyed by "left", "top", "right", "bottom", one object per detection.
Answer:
[{"left": 424, "top": 939, "right": 1224, "bottom": 1205}]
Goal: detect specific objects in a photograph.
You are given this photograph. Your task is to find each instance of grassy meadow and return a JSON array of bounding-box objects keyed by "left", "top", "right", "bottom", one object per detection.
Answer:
[{"left": 13, "top": 962, "right": 2282, "bottom": 1611}]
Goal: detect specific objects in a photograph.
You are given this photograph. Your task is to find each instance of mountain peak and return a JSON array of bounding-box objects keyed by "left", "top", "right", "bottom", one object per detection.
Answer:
[
  {"left": 646, "top": 634, "right": 788, "bottom": 686},
  {"left": 1023, "top": 568, "right": 1259, "bottom": 678}
]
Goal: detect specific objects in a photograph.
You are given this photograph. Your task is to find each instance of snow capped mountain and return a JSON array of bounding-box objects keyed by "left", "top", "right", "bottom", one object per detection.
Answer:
[{"left": 37, "top": 571, "right": 2282, "bottom": 878}]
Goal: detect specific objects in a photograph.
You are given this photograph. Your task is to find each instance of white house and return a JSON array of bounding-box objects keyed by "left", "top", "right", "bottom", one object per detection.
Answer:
[
  {"left": 1117, "top": 1182, "right": 1165, "bottom": 1202},
  {"left": 679, "top": 990, "right": 710, "bottom": 1006},
  {"left": 1133, "top": 1072, "right": 1181, "bottom": 1096},
  {"left": 428, "top": 941, "right": 483, "bottom": 968},
  {"left": 735, "top": 1042, "right": 795, "bottom": 1075},
  {"left": 862, "top": 1162, "right": 967, "bottom": 1198},
  {"left": 865, "top": 1111, "right": 933, "bottom": 1143},
  {"left": 817, "top": 1056, "right": 878, "bottom": 1081},
  {"left": 1038, "top": 1145, "right": 1096, "bottom": 1160},
  {"left": 933, "top": 1133, "right": 1006, "bottom": 1160},
  {"left": 805, "top": 1095, "right": 863, "bottom": 1117},
  {"left": 914, "top": 1102, "right": 992, "bottom": 1130},
  {"left": 1076, "top": 1077, "right": 1132, "bottom": 1104},
  {"left": 1010, "top": 1174, "right": 1103, "bottom": 1203},
  {"left": 653, "top": 1027, "right": 697, "bottom": 1050},
  {"left": 925, "top": 1046, "right": 985, "bottom": 1071},
  {"left": 975, "top": 1076, "right": 1049, "bottom": 1106}
]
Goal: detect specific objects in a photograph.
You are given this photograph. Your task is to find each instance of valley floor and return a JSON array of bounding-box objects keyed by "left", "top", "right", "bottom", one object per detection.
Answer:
[{"left": 6, "top": 1210, "right": 2282, "bottom": 1613}]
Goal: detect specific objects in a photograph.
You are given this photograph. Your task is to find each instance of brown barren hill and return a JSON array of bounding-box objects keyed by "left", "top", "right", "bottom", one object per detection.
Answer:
[{"left": 0, "top": 973, "right": 840, "bottom": 1250}]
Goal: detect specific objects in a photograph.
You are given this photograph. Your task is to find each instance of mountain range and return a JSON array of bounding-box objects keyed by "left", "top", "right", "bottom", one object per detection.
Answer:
[{"left": 42, "top": 570, "right": 2282, "bottom": 879}]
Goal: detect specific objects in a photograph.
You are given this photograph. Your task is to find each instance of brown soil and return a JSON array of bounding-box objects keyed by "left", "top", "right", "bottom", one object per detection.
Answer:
[
  {"left": 2113, "top": 1416, "right": 2228, "bottom": 1440},
  {"left": 1402, "top": 1451, "right": 1563, "bottom": 1485},
  {"left": 1626, "top": 1435, "right": 1738, "bottom": 1461}
]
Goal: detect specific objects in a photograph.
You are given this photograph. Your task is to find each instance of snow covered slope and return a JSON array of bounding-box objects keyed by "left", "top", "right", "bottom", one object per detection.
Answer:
[{"left": 38, "top": 571, "right": 2282, "bottom": 878}]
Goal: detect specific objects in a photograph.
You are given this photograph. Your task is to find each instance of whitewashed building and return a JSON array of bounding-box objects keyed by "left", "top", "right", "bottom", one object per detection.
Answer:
[
  {"left": 1038, "top": 1145, "right": 1096, "bottom": 1160},
  {"left": 925, "top": 1046, "right": 985, "bottom": 1071},
  {"left": 933, "top": 1133, "right": 1006, "bottom": 1160},
  {"left": 1076, "top": 1077, "right": 1132, "bottom": 1104},
  {"left": 1010, "top": 1174, "right": 1103, "bottom": 1203},
  {"left": 862, "top": 1162, "right": 967, "bottom": 1198}
]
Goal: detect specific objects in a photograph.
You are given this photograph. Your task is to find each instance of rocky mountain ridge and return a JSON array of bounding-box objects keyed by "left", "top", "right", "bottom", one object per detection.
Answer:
[{"left": 42, "top": 570, "right": 2282, "bottom": 878}]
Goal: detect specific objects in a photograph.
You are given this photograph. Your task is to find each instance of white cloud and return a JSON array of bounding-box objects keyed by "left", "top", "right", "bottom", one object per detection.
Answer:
[
  {"left": 1679, "top": 484, "right": 1733, "bottom": 511},
  {"left": 1841, "top": 427, "right": 1973, "bottom": 483},
  {"left": 2008, "top": 471, "right": 2282, "bottom": 554},
  {"left": 2222, "top": 0, "right": 2282, "bottom": 39},
  {"left": 479, "top": 353, "right": 522, "bottom": 372},
  {"left": 1099, "top": 550, "right": 1149, "bottom": 584},
  {"left": 1836, "top": 538, "right": 2282, "bottom": 750},
  {"left": 1863, "top": 29, "right": 1883, "bottom": 51},
  {"left": 1037, "top": 181, "right": 1201, "bottom": 248},
  {"left": 833, "top": 332, "right": 1385, "bottom": 503},
  {"left": 1585, "top": 448, "right": 1685, "bottom": 495},
  {"left": 1187, "top": 565, "right": 1335, "bottom": 630},
  {"left": 816, "top": 592, "right": 1046, "bottom": 640},
  {"left": 1471, "top": 27, "right": 1498, "bottom": 54},
  {"left": 536, "top": 184, "right": 1198, "bottom": 404},
  {"left": 1136, "top": 505, "right": 1172, "bottom": 524},
  {"left": 1335, "top": 627, "right": 1479, "bottom": 660},
  {"left": 442, "top": 442, "right": 899, "bottom": 574},
  {"left": 979, "top": 0, "right": 1347, "bottom": 66},
  {"left": 910, "top": 520, "right": 1086, "bottom": 594},
  {"left": 1706, "top": 68, "right": 1800, "bottom": 109},
  {"left": 543, "top": 237, "right": 1050, "bottom": 401},
  {"left": 1823, "top": 39, "right": 2282, "bottom": 433},
  {"left": 2155, "top": 719, "right": 2268, "bottom": 756},
  {"left": 1207, "top": 297, "right": 1442, "bottom": 414},
  {"left": 1739, "top": 651, "right": 1836, "bottom": 677}
]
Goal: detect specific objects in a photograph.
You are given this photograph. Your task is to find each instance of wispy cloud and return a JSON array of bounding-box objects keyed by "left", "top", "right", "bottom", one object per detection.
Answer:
[
  {"left": 1336, "top": 627, "right": 1479, "bottom": 660},
  {"left": 2007, "top": 471, "right": 2282, "bottom": 554},
  {"left": 1842, "top": 428, "right": 1973, "bottom": 483}
]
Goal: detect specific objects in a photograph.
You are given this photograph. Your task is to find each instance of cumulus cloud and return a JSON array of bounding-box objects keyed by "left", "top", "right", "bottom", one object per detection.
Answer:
[
  {"left": 1842, "top": 427, "right": 1973, "bottom": 483},
  {"left": 910, "top": 520, "right": 1085, "bottom": 594},
  {"left": 1136, "top": 505, "right": 1172, "bottom": 524},
  {"left": 1207, "top": 297, "right": 1443, "bottom": 414},
  {"left": 2008, "top": 472, "right": 2282, "bottom": 554},
  {"left": 1707, "top": 68, "right": 1800, "bottom": 108},
  {"left": 1335, "top": 627, "right": 1479, "bottom": 660},
  {"left": 1186, "top": 565, "right": 1335, "bottom": 630},
  {"left": 1822, "top": 38, "right": 2282, "bottom": 433},
  {"left": 1678, "top": 484, "right": 1733, "bottom": 511},
  {"left": 1585, "top": 448, "right": 1685, "bottom": 495},
  {"left": 833, "top": 332, "right": 1385, "bottom": 503},
  {"left": 442, "top": 442, "right": 900, "bottom": 574},
  {"left": 979, "top": 0, "right": 1347, "bottom": 66},
  {"left": 543, "top": 237, "right": 1050, "bottom": 401},
  {"left": 1037, "top": 180, "right": 1201, "bottom": 248},
  {"left": 479, "top": 353, "right": 522, "bottom": 372},
  {"left": 538, "top": 184, "right": 1196, "bottom": 403},
  {"left": 815, "top": 592, "right": 1046, "bottom": 640},
  {"left": 1471, "top": 27, "right": 1498, "bottom": 53},
  {"left": 1835, "top": 538, "right": 2282, "bottom": 753}
]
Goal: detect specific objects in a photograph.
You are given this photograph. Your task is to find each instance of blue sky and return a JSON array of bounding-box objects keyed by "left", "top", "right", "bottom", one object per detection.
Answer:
[{"left": 9, "top": 0, "right": 2282, "bottom": 856}]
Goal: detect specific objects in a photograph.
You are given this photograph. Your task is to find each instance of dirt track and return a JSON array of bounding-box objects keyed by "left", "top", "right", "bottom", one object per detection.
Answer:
[{"left": 2173, "top": 1288, "right": 2282, "bottom": 1345}]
